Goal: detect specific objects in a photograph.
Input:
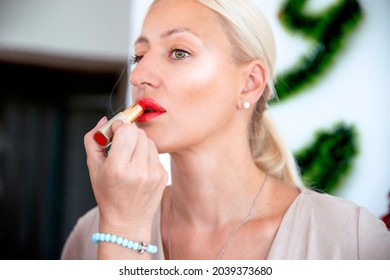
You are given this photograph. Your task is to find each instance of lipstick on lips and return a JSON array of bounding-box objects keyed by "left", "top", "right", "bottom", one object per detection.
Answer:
[
  {"left": 93, "top": 102, "right": 146, "bottom": 148},
  {"left": 93, "top": 98, "right": 166, "bottom": 148},
  {"left": 136, "top": 97, "right": 167, "bottom": 123}
]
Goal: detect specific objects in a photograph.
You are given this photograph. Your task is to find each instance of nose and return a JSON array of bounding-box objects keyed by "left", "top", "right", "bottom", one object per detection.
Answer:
[{"left": 129, "top": 53, "right": 161, "bottom": 89}]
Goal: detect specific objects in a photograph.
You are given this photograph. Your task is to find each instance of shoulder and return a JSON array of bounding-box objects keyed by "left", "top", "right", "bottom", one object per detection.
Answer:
[
  {"left": 287, "top": 187, "right": 363, "bottom": 241},
  {"left": 286, "top": 187, "right": 365, "bottom": 232},
  {"left": 60, "top": 207, "right": 99, "bottom": 260},
  {"left": 297, "top": 187, "right": 385, "bottom": 232},
  {"left": 270, "top": 187, "right": 390, "bottom": 259},
  {"left": 302, "top": 190, "right": 390, "bottom": 259},
  {"left": 298, "top": 187, "right": 362, "bottom": 217}
]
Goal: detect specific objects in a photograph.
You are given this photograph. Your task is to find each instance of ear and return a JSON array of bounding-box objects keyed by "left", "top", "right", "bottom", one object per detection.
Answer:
[{"left": 238, "top": 59, "right": 267, "bottom": 109}]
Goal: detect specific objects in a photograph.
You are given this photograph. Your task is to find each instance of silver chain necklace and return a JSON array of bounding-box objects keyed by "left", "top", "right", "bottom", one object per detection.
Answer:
[{"left": 167, "top": 174, "right": 268, "bottom": 260}]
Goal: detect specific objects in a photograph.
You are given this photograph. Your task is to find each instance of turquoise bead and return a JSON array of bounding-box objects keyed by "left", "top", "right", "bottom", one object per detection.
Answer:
[
  {"left": 91, "top": 233, "right": 100, "bottom": 244},
  {"left": 122, "top": 239, "right": 129, "bottom": 247},
  {"left": 91, "top": 233, "right": 157, "bottom": 254},
  {"left": 127, "top": 240, "right": 134, "bottom": 249},
  {"left": 133, "top": 242, "right": 140, "bottom": 250},
  {"left": 110, "top": 235, "right": 117, "bottom": 243}
]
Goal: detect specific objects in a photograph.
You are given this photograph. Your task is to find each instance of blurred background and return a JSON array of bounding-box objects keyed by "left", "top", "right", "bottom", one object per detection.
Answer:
[{"left": 0, "top": 0, "right": 389, "bottom": 259}]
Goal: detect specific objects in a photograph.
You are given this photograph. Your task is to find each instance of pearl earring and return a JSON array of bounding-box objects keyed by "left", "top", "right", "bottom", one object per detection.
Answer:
[{"left": 243, "top": 101, "right": 251, "bottom": 109}]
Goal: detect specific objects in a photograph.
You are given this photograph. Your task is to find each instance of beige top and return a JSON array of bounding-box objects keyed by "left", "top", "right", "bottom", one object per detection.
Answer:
[{"left": 61, "top": 187, "right": 390, "bottom": 260}]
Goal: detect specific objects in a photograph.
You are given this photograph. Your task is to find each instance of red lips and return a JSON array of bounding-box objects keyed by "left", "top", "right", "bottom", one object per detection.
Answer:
[{"left": 136, "top": 97, "right": 167, "bottom": 123}]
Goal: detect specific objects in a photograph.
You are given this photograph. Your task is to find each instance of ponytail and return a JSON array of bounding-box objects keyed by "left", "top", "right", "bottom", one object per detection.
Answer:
[{"left": 250, "top": 104, "right": 302, "bottom": 186}]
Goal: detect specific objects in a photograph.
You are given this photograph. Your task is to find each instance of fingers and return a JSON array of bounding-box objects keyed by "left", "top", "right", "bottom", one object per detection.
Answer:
[
  {"left": 147, "top": 139, "right": 169, "bottom": 190},
  {"left": 106, "top": 121, "right": 158, "bottom": 178},
  {"left": 87, "top": 116, "right": 165, "bottom": 187},
  {"left": 85, "top": 116, "right": 108, "bottom": 164},
  {"left": 85, "top": 116, "right": 167, "bottom": 230},
  {"left": 147, "top": 139, "right": 162, "bottom": 174},
  {"left": 107, "top": 120, "right": 140, "bottom": 165},
  {"left": 130, "top": 129, "right": 150, "bottom": 169},
  {"left": 84, "top": 116, "right": 108, "bottom": 147}
]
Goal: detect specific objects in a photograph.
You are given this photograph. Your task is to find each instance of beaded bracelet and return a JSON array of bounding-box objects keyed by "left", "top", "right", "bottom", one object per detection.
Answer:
[{"left": 92, "top": 232, "right": 158, "bottom": 254}]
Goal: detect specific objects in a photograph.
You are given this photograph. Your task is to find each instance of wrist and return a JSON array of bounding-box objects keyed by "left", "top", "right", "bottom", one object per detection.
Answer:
[
  {"left": 98, "top": 222, "right": 153, "bottom": 242},
  {"left": 99, "top": 209, "right": 154, "bottom": 229}
]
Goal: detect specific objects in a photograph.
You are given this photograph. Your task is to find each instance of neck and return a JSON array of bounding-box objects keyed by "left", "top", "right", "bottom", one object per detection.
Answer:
[{"left": 168, "top": 138, "right": 266, "bottom": 230}]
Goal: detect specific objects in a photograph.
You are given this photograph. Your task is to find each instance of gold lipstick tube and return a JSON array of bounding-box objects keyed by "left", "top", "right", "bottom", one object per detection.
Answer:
[{"left": 93, "top": 103, "right": 144, "bottom": 148}]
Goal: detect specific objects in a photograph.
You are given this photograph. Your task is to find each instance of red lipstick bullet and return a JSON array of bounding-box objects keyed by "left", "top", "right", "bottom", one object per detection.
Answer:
[{"left": 93, "top": 102, "right": 145, "bottom": 148}]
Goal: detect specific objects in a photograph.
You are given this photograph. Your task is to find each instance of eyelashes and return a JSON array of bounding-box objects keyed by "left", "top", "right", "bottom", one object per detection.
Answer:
[
  {"left": 130, "top": 48, "right": 191, "bottom": 65},
  {"left": 129, "top": 54, "right": 143, "bottom": 65}
]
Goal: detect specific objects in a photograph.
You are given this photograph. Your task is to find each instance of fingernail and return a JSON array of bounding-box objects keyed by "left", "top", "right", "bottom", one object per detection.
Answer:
[{"left": 97, "top": 116, "right": 108, "bottom": 126}]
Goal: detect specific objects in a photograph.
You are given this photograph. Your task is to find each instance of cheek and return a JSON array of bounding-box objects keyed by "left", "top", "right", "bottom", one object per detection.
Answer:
[
  {"left": 165, "top": 58, "right": 239, "bottom": 143},
  {"left": 148, "top": 56, "right": 241, "bottom": 153},
  {"left": 169, "top": 58, "right": 237, "bottom": 112}
]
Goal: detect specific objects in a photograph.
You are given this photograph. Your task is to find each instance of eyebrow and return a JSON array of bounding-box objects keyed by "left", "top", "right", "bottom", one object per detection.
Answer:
[{"left": 134, "top": 27, "right": 200, "bottom": 45}]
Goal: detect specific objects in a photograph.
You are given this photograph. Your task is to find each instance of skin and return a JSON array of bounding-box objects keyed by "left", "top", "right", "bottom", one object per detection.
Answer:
[{"left": 84, "top": 0, "right": 300, "bottom": 260}]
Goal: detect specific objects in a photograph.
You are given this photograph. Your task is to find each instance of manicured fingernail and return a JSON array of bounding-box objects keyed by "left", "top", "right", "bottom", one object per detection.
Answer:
[{"left": 97, "top": 116, "right": 108, "bottom": 125}]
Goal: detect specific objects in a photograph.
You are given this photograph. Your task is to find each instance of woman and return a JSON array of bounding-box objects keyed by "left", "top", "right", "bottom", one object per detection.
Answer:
[{"left": 61, "top": 0, "right": 390, "bottom": 260}]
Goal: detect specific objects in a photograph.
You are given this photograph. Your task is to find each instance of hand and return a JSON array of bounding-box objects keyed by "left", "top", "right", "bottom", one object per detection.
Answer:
[{"left": 84, "top": 117, "right": 168, "bottom": 234}]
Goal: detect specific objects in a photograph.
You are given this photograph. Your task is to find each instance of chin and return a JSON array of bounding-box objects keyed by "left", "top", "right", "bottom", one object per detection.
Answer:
[
  {"left": 138, "top": 124, "right": 193, "bottom": 154},
  {"left": 141, "top": 129, "right": 172, "bottom": 154},
  {"left": 154, "top": 139, "right": 186, "bottom": 155},
  {"left": 154, "top": 141, "right": 176, "bottom": 155}
]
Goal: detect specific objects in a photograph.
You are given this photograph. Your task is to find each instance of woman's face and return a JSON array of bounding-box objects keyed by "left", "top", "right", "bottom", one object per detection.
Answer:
[{"left": 130, "top": 0, "right": 248, "bottom": 154}]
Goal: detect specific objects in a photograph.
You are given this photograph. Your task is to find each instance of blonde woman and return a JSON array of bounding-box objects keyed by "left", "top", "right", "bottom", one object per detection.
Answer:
[{"left": 61, "top": 0, "right": 390, "bottom": 260}]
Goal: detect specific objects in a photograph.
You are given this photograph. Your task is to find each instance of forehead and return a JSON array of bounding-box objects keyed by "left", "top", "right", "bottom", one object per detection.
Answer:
[{"left": 140, "top": 0, "right": 226, "bottom": 43}]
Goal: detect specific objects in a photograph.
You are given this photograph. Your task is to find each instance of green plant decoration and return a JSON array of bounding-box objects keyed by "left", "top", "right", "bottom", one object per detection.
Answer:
[
  {"left": 272, "top": 0, "right": 363, "bottom": 193},
  {"left": 275, "top": 0, "right": 363, "bottom": 101},
  {"left": 294, "top": 123, "right": 359, "bottom": 194}
]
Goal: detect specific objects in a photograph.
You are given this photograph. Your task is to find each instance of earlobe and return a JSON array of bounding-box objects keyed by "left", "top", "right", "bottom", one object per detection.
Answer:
[{"left": 243, "top": 101, "right": 251, "bottom": 110}]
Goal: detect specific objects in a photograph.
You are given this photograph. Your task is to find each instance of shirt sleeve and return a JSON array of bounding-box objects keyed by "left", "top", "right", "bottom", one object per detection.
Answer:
[{"left": 60, "top": 207, "right": 99, "bottom": 260}]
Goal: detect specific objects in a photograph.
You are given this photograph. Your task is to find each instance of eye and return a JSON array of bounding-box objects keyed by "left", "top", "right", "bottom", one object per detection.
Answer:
[
  {"left": 130, "top": 54, "right": 144, "bottom": 64},
  {"left": 170, "top": 48, "right": 190, "bottom": 60}
]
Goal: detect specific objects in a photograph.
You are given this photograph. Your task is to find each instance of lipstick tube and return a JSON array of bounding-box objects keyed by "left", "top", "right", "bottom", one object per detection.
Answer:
[{"left": 94, "top": 103, "right": 145, "bottom": 148}]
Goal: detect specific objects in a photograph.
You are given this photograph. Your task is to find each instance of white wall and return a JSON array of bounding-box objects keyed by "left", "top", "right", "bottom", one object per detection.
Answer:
[
  {"left": 0, "top": 0, "right": 130, "bottom": 61},
  {"left": 129, "top": 0, "right": 390, "bottom": 218}
]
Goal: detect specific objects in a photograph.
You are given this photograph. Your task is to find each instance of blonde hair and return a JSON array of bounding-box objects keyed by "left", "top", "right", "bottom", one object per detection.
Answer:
[
  {"left": 195, "top": 0, "right": 302, "bottom": 186},
  {"left": 151, "top": 0, "right": 302, "bottom": 186}
]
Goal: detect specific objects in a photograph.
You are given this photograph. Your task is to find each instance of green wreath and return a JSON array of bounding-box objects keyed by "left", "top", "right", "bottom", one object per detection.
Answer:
[{"left": 272, "top": 0, "right": 363, "bottom": 193}]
